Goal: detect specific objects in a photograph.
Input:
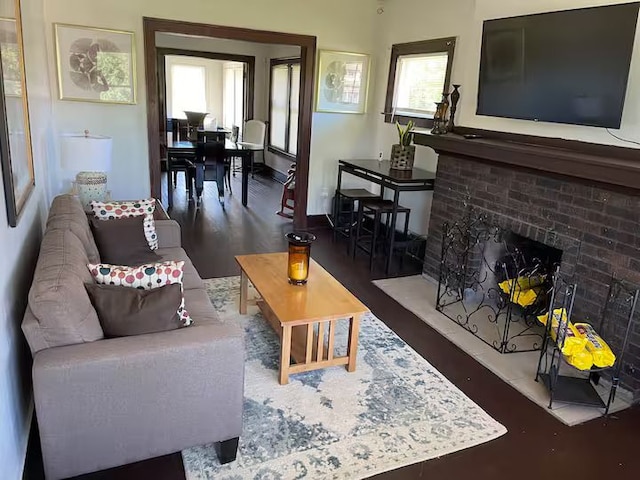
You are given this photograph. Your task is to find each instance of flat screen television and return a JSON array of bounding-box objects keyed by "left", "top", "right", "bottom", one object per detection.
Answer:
[{"left": 477, "top": 3, "right": 640, "bottom": 129}]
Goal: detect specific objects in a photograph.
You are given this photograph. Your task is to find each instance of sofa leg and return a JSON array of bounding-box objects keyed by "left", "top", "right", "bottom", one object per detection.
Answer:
[{"left": 216, "top": 437, "right": 239, "bottom": 464}]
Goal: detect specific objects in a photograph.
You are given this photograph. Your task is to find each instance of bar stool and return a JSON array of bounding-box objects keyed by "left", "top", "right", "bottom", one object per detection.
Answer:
[
  {"left": 332, "top": 188, "right": 380, "bottom": 252},
  {"left": 352, "top": 199, "right": 411, "bottom": 271}
]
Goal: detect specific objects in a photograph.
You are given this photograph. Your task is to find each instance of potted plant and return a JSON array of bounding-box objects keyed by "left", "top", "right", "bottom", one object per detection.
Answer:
[{"left": 390, "top": 120, "right": 415, "bottom": 170}]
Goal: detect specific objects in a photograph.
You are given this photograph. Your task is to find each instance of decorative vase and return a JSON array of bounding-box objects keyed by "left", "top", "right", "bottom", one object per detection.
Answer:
[
  {"left": 441, "top": 92, "right": 450, "bottom": 111},
  {"left": 390, "top": 144, "right": 416, "bottom": 170},
  {"left": 431, "top": 102, "right": 448, "bottom": 135},
  {"left": 286, "top": 232, "right": 316, "bottom": 285},
  {"left": 447, "top": 84, "right": 461, "bottom": 132}
]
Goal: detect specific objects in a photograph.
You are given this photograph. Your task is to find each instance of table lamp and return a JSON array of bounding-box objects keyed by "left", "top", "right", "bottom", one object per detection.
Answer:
[{"left": 61, "top": 130, "right": 113, "bottom": 210}]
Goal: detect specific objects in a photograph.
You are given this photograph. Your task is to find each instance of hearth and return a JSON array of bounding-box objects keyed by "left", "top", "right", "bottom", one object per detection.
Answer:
[
  {"left": 416, "top": 129, "right": 640, "bottom": 400},
  {"left": 436, "top": 210, "right": 563, "bottom": 353}
]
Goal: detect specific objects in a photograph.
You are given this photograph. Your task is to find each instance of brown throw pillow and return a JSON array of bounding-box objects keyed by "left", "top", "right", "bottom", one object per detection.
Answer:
[
  {"left": 90, "top": 215, "right": 160, "bottom": 266},
  {"left": 85, "top": 283, "right": 184, "bottom": 337}
]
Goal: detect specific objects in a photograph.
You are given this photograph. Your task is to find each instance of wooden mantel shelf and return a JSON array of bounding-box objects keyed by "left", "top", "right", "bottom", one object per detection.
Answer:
[{"left": 414, "top": 128, "right": 640, "bottom": 193}]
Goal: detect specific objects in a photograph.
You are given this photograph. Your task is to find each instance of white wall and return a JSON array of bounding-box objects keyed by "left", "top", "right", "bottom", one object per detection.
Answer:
[
  {"left": 43, "top": 0, "right": 379, "bottom": 213},
  {"left": 373, "top": 0, "right": 640, "bottom": 235},
  {"left": 372, "top": 0, "right": 476, "bottom": 235},
  {"left": 0, "top": 0, "right": 55, "bottom": 478}
]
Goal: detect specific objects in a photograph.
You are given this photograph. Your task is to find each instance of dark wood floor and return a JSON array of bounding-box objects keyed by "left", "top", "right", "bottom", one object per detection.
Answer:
[{"left": 26, "top": 173, "right": 640, "bottom": 480}]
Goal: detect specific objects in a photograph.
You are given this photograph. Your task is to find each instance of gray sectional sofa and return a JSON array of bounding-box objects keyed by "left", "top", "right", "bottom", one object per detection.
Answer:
[{"left": 21, "top": 195, "right": 245, "bottom": 480}]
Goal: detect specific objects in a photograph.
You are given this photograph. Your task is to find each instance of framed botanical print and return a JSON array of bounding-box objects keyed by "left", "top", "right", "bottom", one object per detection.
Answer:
[
  {"left": 54, "top": 23, "right": 136, "bottom": 104},
  {"left": 0, "top": 0, "right": 35, "bottom": 227},
  {"left": 315, "top": 50, "right": 370, "bottom": 114}
]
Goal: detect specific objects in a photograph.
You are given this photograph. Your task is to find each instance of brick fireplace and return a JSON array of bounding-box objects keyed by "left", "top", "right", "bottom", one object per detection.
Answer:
[{"left": 416, "top": 130, "right": 640, "bottom": 400}]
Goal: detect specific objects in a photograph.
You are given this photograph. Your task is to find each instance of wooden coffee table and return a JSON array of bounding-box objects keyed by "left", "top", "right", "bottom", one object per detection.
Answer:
[{"left": 235, "top": 252, "right": 369, "bottom": 384}]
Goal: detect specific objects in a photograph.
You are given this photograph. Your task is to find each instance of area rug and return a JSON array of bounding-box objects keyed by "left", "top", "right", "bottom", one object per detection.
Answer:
[{"left": 182, "top": 276, "right": 507, "bottom": 480}]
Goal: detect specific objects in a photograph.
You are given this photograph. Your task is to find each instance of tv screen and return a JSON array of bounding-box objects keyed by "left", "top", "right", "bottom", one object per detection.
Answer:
[{"left": 477, "top": 3, "right": 639, "bottom": 128}]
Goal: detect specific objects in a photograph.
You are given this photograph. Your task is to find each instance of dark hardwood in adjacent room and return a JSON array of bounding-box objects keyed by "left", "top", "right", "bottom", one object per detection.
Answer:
[{"left": 24, "top": 174, "right": 640, "bottom": 480}]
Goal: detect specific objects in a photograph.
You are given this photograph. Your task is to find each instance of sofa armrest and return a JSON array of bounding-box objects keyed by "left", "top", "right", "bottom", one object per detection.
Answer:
[
  {"left": 155, "top": 219, "right": 182, "bottom": 248},
  {"left": 33, "top": 323, "right": 245, "bottom": 480}
]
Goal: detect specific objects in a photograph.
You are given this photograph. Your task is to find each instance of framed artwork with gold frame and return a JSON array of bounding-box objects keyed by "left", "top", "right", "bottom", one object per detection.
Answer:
[
  {"left": 315, "top": 50, "right": 370, "bottom": 114},
  {"left": 0, "top": 0, "right": 35, "bottom": 227},
  {"left": 54, "top": 23, "right": 136, "bottom": 104}
]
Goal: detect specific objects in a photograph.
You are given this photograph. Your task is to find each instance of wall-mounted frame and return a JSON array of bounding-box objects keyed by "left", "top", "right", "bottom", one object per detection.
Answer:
[
  {"left": 315, "top": 50, "right": 370, "bottom": 114},
  {"left": 0, "top": 0, "right": 35, "bottom": 227},
  {"left": 54, "top": 23, "right": 137, "bottom": 104}
]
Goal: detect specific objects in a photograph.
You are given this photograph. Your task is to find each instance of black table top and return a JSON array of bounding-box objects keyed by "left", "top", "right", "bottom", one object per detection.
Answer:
[
  {"left": 168, "top": 139, "right": 262, "bottom": 152},
  {"left": 339, "top": 159, "right": 436, "bottom": 183}
]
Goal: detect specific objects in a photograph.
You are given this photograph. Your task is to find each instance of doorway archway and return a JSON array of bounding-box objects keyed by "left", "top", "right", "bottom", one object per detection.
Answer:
[{"left": 143, "top": 17, "right": 316, "bottom": 228}]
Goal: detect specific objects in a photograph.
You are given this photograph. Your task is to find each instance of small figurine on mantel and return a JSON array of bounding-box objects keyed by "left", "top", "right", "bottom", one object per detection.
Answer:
[
  {"left": 448, "top": 84, "right": 461, "bottom": 132},
  {"left": 431, "top": 97, "right": 449, "bottom": 135},
  {"left": 431, "top": 85, "right": 462, "bottom": 135}
]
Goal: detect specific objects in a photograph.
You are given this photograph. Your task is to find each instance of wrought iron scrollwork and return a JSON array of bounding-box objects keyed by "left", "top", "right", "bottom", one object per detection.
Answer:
[{"left": 436, "top": 211, "right": 556, "bottom": 354}]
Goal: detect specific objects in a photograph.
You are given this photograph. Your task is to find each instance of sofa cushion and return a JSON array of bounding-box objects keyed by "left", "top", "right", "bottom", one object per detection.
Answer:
[
  {"left": 155, "top": 247, "right": 204, "bottom": 291},
  {"left": 27, "top": 229, "right": 104, "bottom": 352},
  {"left": 91, "top": 199, "right": 158, "bottom": 250},
  {"left": 46, "top": 195, "right": 100, "bottom": 263},
  {"left": 86, "top": 283, "right": 184, "bottom": 337},
  {"left": 183, "top": 288, "right": 223, "bottom": 325},
  {"left": 90, "top": 216, "right": 160, "bottom": 266},
  {"left": 87, "top": 261, "right": 193, "bottom": 326}
]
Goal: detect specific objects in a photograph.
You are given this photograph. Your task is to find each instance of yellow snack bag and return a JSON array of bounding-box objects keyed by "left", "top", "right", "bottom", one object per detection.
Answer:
[
  {"left": 565, "top": 349, "right": 594, "bottom": 371},
  {"left": 537, "top": 308, "right": 588, "bottom": 357},
  {"left": 498, "top": 277, "right": 543, "bottom": 307},
  {"left": 574, "top": 323, "right": 616, "bottom": 368}
]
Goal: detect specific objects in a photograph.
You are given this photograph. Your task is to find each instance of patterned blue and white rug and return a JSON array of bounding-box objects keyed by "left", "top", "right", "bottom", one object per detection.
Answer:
[{"left": 182, "top": 277, "right": 507, "bottom": 479}]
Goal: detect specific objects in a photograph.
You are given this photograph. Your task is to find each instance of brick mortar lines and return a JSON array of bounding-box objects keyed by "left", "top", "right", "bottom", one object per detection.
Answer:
[{"left": 424, "top": 155, "right": 640, "bottom": 398}]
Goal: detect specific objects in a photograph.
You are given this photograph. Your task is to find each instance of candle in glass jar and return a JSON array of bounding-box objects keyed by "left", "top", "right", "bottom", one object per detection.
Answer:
[{"left": 285, "top": 232, "right": 316, "bottom": 285}]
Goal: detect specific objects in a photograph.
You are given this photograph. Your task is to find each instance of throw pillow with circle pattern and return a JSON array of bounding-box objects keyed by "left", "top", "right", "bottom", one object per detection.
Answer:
[
  {"left": 87, "top": 260, "right": 192, "bottom": 326},
  {"left": 90, "top": 199, "right": 158, "bottom": 250}
]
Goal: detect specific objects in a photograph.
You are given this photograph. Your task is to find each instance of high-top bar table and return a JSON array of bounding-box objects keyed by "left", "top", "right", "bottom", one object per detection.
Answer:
[{"left": 336, "top": 159, "right": 436, "bottom": 275}]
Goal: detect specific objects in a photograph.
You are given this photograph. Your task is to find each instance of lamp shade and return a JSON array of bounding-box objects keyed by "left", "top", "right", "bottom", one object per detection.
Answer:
[{"left": 61, "top": 133, "right": 112, "bottom": 172}]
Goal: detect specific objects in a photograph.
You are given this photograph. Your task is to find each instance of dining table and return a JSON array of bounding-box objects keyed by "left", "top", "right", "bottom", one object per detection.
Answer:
[{"left": 166, "top": 138, "right": 262, "bottom": 208}]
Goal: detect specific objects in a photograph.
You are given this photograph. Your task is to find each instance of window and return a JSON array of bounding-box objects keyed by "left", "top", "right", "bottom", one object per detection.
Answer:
[
  {"left": 269, "top": 58, "right": 300, "bottom": 157},
  {"left": 169, "top": 63, "right": 207, "bottom": 119},
  {"left": 223, "top": 62, "right": 245, "bottom": 134},
  {"left": 384, "top": 37, "right": 456, "bottom": 127}
]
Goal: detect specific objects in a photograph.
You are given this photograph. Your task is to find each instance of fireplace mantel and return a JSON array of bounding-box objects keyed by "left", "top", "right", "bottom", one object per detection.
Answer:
[{"left": 414, "top": 128, "right": 640, "bottom": 193}]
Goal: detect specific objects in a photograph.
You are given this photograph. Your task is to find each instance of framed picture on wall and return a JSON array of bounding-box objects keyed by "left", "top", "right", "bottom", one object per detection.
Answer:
[
  {"left": 0, "top": 0, "right": 35, "bottom": 227},
  {"left": 54, "top": 23, "right": 136, "bottom": 104},
  {"left": 315, "top": 50, "right": 370, "bottom": 114}
]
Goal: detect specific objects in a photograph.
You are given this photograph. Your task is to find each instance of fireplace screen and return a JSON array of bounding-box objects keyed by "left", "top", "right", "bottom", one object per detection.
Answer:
[{"left": 436, "top": 213, "right": 563, "bottom": 353}]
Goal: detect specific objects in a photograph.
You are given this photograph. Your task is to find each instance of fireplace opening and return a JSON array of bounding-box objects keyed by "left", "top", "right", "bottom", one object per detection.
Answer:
[{"left": 436, "top": 214, "right": 564, "bottom": 353}]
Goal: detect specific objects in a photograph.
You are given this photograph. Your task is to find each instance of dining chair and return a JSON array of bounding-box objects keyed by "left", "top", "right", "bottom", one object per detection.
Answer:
[
  {"left": 166, "top": 153, "right": 195, "bottom": 207},
  {"left": 196, "top": 141, "right": 231, "bottom": 204},
  {"left": 238, "top": 119, "right": 266, "bottom": 177}
]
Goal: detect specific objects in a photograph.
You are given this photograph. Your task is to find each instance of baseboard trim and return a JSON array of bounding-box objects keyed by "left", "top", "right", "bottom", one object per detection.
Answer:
[{"left": 262, "top": 165, "right": 287, "bottom": 184}]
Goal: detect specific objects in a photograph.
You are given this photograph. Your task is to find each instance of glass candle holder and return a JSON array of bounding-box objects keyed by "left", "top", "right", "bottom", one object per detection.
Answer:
[{"left": 285, "top": 232, "right": 316, "bottom": 285}]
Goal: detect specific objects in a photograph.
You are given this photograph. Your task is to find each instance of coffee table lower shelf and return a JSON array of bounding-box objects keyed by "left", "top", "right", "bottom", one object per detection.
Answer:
[{"left": 256, "top": 300, "right": 359, "bottom": 384}]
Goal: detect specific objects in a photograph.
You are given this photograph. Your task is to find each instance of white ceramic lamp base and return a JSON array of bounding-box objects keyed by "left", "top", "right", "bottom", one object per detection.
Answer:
[{"left": 76, "top": 171, "right": 108, "bottom": 211}]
